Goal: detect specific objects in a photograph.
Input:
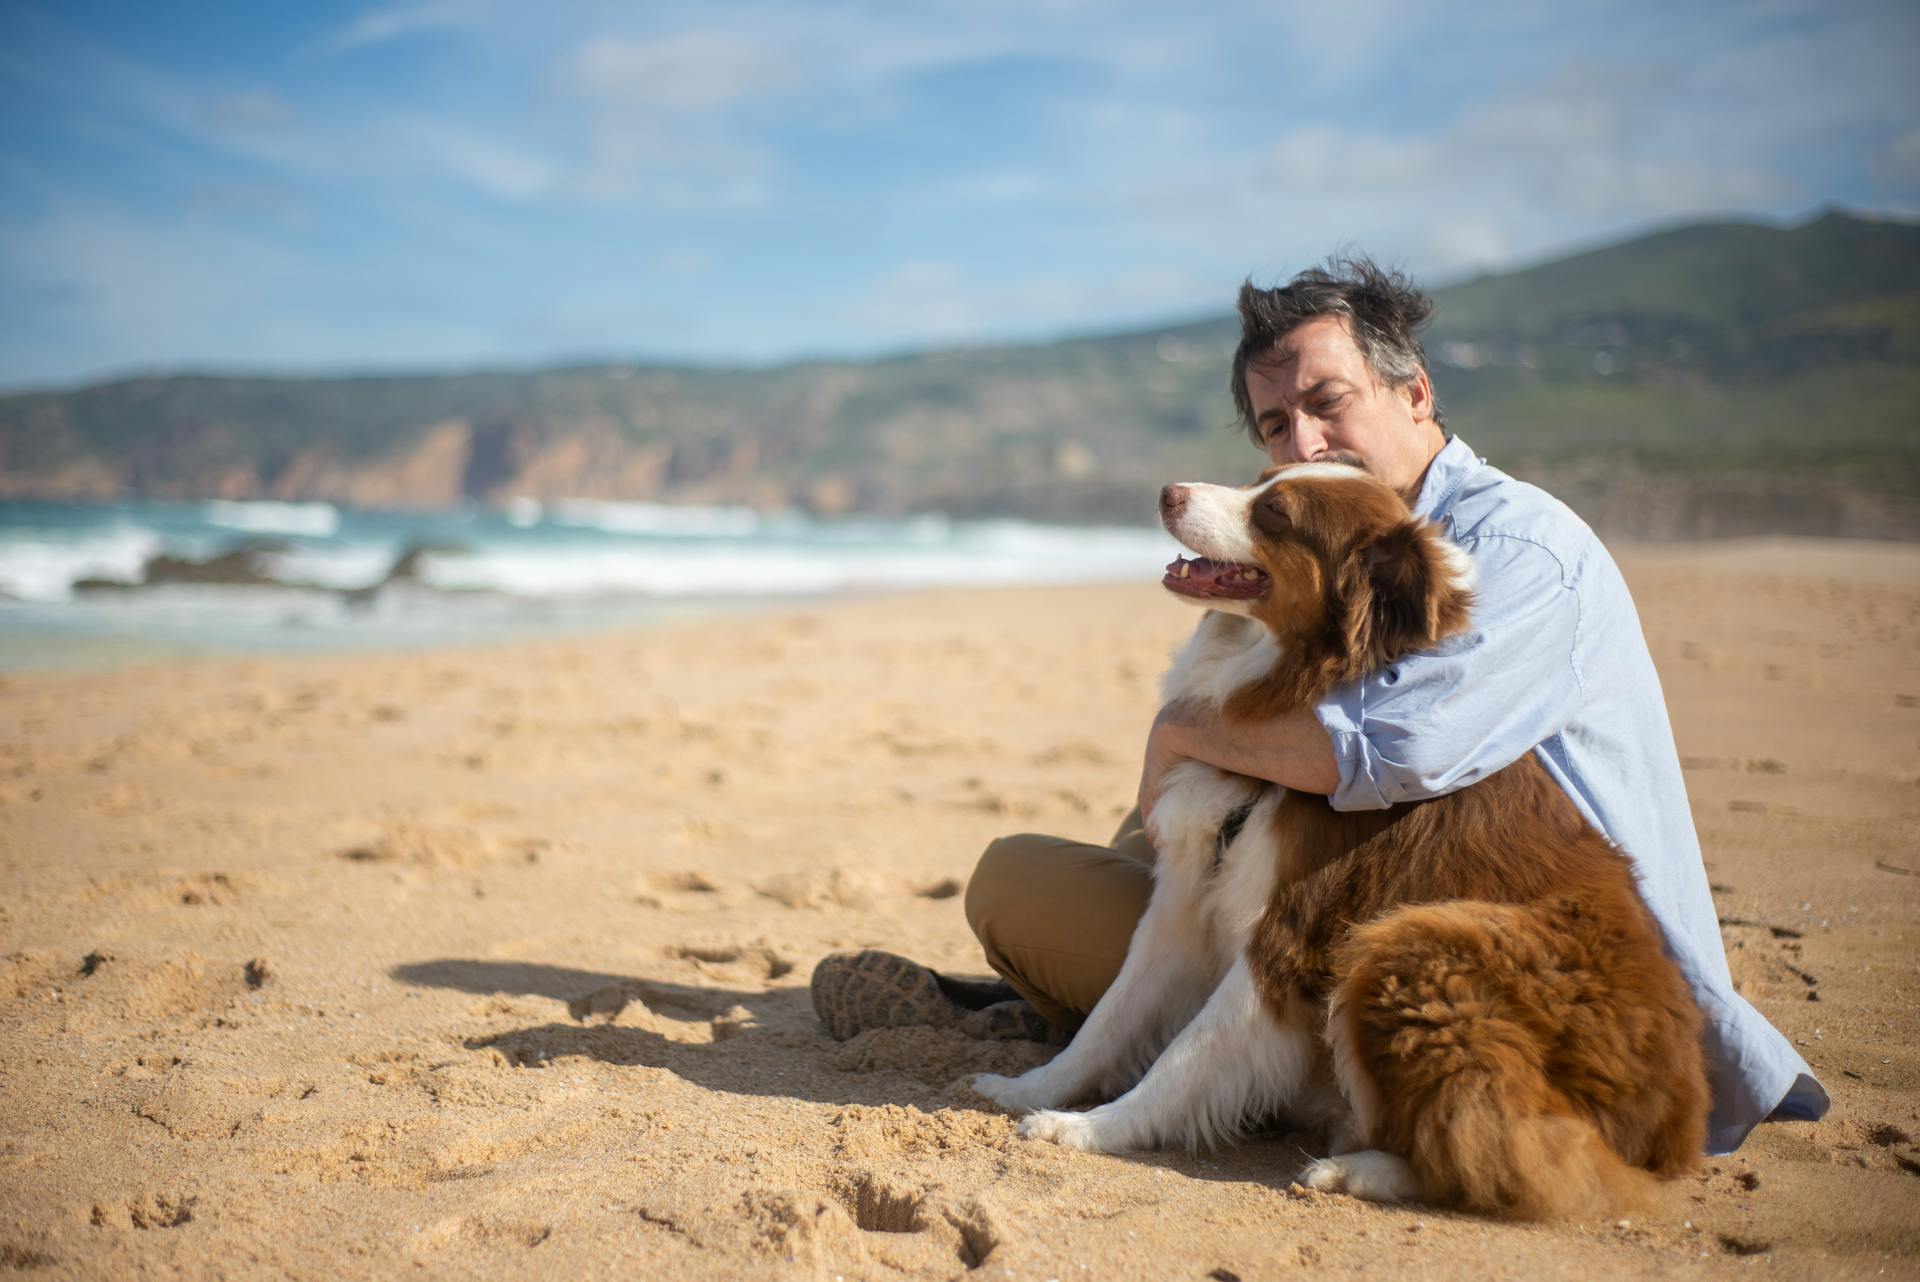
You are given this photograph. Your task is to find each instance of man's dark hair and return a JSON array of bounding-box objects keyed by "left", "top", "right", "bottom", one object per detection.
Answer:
[{"left": 1230, "top": 256, "right": 1444, "bottom": 443}]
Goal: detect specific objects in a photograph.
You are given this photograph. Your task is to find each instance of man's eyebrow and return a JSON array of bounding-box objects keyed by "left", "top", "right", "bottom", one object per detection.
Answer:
[{"left": 1255, "top": 377, "right": 1351, "bottom": 422}]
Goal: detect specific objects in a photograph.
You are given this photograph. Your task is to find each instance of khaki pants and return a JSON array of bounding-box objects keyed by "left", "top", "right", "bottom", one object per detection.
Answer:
[{"left": 963, "top": 808, "right": 1154, "bottom": 1032}]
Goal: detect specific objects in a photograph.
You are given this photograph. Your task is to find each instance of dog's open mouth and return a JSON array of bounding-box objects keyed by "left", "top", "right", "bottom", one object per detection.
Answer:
[{"left": 1163, "top": 556, "right": 1270, "bottom": 600}]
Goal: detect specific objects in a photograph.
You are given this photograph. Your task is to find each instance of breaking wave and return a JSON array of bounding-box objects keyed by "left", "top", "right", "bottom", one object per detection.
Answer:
[{"left": 0, "top": 497, "right": 1177, "bottom": 665}]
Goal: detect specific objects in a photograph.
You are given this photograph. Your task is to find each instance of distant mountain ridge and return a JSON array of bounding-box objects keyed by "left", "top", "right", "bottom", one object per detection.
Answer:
[{"left": 3, "top": 210, "right": 1917, "bottom": 537}]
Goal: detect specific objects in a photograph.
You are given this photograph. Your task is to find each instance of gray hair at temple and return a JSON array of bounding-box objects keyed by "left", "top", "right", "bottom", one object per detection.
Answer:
[{"left": 1229, "top": 256, "right": 1446, "bottom": 443}]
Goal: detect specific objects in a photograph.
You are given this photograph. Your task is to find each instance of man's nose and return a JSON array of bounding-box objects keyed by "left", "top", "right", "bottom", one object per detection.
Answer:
[
  {"left": 1285, "top": 419, "right": 1328, "bottom": 463},
  {"left": 1160, "top": 484, "right": 1189, "bottom": 522}
]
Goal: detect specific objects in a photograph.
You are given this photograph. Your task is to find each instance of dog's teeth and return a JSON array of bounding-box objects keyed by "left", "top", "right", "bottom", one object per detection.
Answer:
[{"left": 1177, "top": 562, "right": 1191, "bottom": 578}]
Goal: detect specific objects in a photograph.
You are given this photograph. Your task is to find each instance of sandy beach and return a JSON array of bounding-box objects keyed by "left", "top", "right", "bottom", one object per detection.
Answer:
[{"left": 2, "top": 536, "right": 1917, "bottom": 1280}]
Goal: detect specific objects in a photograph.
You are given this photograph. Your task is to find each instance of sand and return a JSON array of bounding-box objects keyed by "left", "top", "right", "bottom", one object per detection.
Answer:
[{"left": 2, "top": 536, "right": 1917, "bottom": 1280}]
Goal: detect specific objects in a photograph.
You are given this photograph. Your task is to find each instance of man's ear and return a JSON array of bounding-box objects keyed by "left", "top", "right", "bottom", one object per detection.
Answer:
[
  {"left": 1401, "top": 370, "right": 1436, "bottom": 425},
  {"left": 1364, "top": 519, "right": 1473, "bottom": 658}
]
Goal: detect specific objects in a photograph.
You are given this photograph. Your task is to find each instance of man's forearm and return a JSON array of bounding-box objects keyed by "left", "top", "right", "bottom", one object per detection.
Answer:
[{"left": 1160, "top": 703, "right": 1341, "bottom": 796}]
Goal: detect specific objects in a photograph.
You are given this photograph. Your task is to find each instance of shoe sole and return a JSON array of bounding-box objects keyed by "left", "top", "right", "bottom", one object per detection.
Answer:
[{"left": 810, "top": 950, "right": 965, "bottom": 1042}]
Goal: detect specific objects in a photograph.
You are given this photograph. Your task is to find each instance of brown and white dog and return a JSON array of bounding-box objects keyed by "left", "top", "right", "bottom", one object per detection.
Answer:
[{"left": 972, "top": 460, "right": 1708, "bottom": 1219}]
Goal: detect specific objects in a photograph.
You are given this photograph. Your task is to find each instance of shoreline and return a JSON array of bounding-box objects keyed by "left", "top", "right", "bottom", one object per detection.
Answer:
[{"left": 3, "top": 532, "right": 1917, "bottom": 678}]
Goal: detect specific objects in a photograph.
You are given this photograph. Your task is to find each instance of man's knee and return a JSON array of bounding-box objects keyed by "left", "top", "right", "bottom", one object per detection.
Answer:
[{"left": 965, "top": 832, "right": 1051, "bottom": 945}]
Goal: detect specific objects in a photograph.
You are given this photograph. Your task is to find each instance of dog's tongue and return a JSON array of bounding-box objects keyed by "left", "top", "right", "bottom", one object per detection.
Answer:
[{"left": 1163, "top": 556, "right": 1269, "bottom": 600}]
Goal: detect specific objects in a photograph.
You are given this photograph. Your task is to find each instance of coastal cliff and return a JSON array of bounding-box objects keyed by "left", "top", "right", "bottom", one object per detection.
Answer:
[{"left": 4, "top": 212, "right": 1916, "bottom": 536}]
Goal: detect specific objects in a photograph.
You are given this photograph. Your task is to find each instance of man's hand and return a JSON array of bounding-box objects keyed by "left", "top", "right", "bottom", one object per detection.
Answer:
[
  {"left": 1138, "top": 699, "right": 1343, "bottom": 822},
  {"left": 1137, "top": 698, "right": 1211, "bottom": 825}
]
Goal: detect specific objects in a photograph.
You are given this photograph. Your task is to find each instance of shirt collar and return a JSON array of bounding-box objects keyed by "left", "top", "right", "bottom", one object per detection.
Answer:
[{"left": 1410, "top": 434, "right": 1479, "bottom": 524}]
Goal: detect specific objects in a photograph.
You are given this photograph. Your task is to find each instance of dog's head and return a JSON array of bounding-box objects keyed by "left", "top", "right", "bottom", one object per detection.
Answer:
[{"left": 1159, "top": 459, "right": 1474, "bottom": 713}]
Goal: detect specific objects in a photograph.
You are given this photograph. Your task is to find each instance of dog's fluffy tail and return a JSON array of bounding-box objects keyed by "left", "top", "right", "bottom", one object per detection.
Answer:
[
  {"left": 1403, "top": 1067, "right": 1655, "bottom": 1219},
  {"left": 1332, "top": 898, "right": 1703, "bottom": 1220}
]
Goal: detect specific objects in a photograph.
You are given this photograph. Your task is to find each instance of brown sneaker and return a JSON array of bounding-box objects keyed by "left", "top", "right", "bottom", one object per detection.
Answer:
[{"left": 810, "top": 950, "right": 1055, "bottom": 1043}]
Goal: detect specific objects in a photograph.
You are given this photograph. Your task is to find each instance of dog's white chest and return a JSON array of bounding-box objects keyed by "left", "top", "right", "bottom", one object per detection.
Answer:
[{"left": 1162, "top": 612, "right": 1283, "bottom": 710}]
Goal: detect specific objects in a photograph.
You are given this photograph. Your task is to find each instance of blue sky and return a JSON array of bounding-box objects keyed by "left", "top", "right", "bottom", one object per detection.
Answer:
[{"left": 2, "top": 0, "right": 1916, "bottom": 389}]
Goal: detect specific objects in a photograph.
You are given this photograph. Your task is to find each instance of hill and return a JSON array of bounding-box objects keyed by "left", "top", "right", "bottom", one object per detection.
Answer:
[{"left": 2, "top": 210, "right": 1916, "bottom": 536}]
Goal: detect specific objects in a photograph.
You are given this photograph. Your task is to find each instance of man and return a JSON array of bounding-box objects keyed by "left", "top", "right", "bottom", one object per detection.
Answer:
[{"left": 812, "top": 256, "right": 1827, "bottom": 1156}]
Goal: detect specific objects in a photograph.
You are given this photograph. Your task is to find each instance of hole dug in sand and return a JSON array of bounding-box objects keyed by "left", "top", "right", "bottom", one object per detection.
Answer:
[
  {"left": 740, "top": 1174, "right": 1002, "bottom": 1273},
  {"left": 829, "top": 1169, "right": 925, "bottom": 1233}
]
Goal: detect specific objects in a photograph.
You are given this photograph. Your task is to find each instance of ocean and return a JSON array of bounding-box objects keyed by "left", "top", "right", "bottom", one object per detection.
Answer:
[{"left": 0, "top": 498, "right": 1179, "bottom": 670}]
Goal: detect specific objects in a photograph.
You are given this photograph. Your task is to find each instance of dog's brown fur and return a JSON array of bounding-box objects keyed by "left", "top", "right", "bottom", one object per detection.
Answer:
[{"left": 1232, "top": 465, "right": 1708, "bottom": 1219}]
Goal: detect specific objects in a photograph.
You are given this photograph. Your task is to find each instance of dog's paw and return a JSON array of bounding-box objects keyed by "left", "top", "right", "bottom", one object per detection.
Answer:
[
  {"left": 1299, "top": 1150, "right": 1422, "bottom": 1203},
  {"left": 1017, "top": 1109, "right": 1109, "bottom": 1152},
  {"left": 971, "top": 1070, "right": 1057, "bottom": 1112},
  {"left": 971, "top": 1071, "right": 1036, "bottom": 1109}
]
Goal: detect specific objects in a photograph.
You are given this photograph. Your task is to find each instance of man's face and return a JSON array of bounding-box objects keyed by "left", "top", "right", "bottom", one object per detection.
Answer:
[{"left": 1244, "top": 314, "right": 1444, "bottom": 494}]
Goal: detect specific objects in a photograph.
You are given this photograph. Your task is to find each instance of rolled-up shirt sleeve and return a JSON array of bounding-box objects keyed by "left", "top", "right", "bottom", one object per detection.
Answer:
[{"left": 1314, "top": 533, "right": 1585, "bottom": 812}]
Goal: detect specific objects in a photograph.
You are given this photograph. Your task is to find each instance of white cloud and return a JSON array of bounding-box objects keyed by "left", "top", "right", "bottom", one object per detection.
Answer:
[
  {"left": 1111, "top": 61, "right": 1803, "bottom": 284},
  {"left": 399, "top": 119, "right": 558, "bottom": 200},
  {"left": 325, "top": 1, "right": 489, "bottom": 51},
  {"left": 6, "top": 0, "right": 1914, "bottom": 385},
  {"left": 562, "top": 32, "right": 791, "bottom": 111},
  {"left": 651, "top": 248, "right": 714, "bottom": 277},
  {"left": 940, "top": 171, "right": 1055, "bottom": 205},
  {"left": 1873, "top": 128, "right": 1920, "bottom": 190},
  {"left": 199, "top": 91, "right": 297, "bottom": 131},
  {"left": 839, "top": 259, "right": 1215, "bottom": 348}
]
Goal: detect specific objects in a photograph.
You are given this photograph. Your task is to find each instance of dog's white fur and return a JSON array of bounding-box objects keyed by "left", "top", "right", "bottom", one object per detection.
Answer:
[{"left": 972, "top": 477, "right": 1389, "bottom": 1179}]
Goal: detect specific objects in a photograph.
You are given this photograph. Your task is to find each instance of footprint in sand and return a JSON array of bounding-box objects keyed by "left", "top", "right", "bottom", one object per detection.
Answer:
[
  {"left": 826, "top": 1027, "right": 1051, "bottom": 1088},
  {"left": 65, "top": 870, "right": 261, "bottom": 910},
  {"left": 828, "top": 1103, "right": 1012, "bottom": 1160},
  {"left": 403, "top": 1214, "right": 551, "bottom": 1255},
  {"left": 91, "top": 1194, "right": 195, "bottom": 1230},
  {"left": 67, "top": 951, "right": 260, "bottom": 1029},
  {"left": 337, "top": 823, "right": 550, "bottom": 869},
  {"left": 740, "top": 1173, "right": 1005, "bottom": 1273},
  {"left": 1720, "top": 923, "right": 1818, "bottom": 1002},
  {"left": 635, "top": 869, "right": 730, "bottom": 909},
  {"left": 1030, "top": 738, "right": 1121, "bottom": 767},
  {"left": 0, "top": 1245, "right": 56, "bottom": 1269},
  {"left": 754, "top": 867, "right": 883, "bottom": 911},
  {"left": 567, "top": 979, "right": 723, "bottom": 1025},
  {"left": 666, "top": 943, "right": 794, "bottom": 982},
  {"left": 673, "top": 816, "right": 745, "bottom": 846},
  {"left": 81, "top": 782, "right": 168, "bottom": 819}
]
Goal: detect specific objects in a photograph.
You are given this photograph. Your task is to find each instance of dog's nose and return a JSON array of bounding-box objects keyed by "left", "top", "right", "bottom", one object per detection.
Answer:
[{"left": 1160, "top": 484, "right": 1189, "bottom": 521}]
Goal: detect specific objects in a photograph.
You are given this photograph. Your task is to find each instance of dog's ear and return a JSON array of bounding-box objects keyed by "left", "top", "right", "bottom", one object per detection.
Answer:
[
  {"left": 1363, "top": 519, "right": 1474, "bottom": 661},
  {"left": 1251, "top": 482, "right": 1298, "bottom": 539}
]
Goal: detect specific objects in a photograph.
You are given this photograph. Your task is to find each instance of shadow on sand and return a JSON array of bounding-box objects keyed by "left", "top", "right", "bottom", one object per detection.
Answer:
[
  {"left": 389, "top": 957, "right": 1330, "bottom": 1189},
  {"left": 388, "top": 956, "right": 1058, "bottom": 1112}
]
